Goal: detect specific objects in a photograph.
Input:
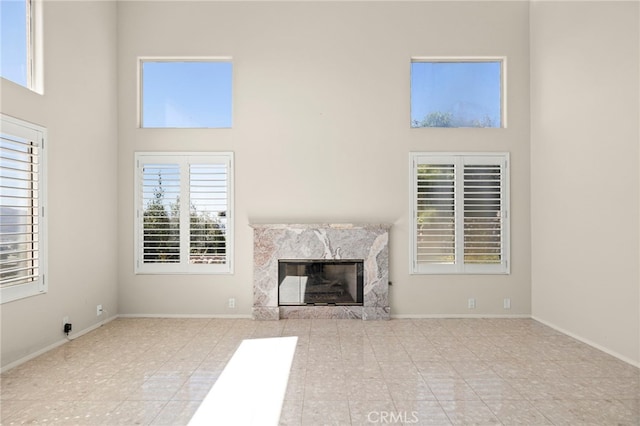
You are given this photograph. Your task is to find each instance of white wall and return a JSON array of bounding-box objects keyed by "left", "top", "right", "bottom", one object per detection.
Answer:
[
  {"left": 3, "top": 0, "right": 637, "bottom": 371},
  {"left": 0, "top": 1, "right": 119, "bottom": 368},
  {"left": 531, "top": 1, "right": 640, "bottom": 365},
  {"left": 117, "top": 1, "right": 531, "bottom": 317}
]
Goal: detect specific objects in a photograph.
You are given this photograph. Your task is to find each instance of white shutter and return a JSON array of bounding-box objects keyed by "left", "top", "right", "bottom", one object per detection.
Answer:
[
  {"left": 463, "top": 162, "right": 503, "bottom": 265},
  {"left": 135, "top": 152, "right": 233, "bottom": 274},
  {"left": 0, "top": 133, "right": 40, "bottom": 286},
  {"left": 412, "top": 153, "right": 509, "bottom": 274},
  {"left": 0, "top": 115, "right": 47, "bottom": 303},
  {"left": 189, "top": 163, "right": 228, "bottom": 265},
  {"left": 140, "top": 163, "right": 181, "bottom": 264},
  {"left": 415, "top": 162, "right": 456, "bottom": 266}
]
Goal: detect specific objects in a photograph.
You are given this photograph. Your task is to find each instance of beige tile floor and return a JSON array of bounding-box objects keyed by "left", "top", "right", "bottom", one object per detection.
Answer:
[{"left": 1, "top": 318, "right": 638, "bottom": 425}]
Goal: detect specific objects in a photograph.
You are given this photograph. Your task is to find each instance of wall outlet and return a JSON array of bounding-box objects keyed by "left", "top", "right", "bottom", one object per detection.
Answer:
[
  {"left": 62, "top": 316, "right": 72, "bottom": 334},
  {"left": 228, "top": 298, "right": 235, "bottom": 309},
  {"left": 62, "top": 316, "right": 72, "bottom": 335},
  {"left": 97, "top": 304, "right": 103, "bottom": 316},
  {"left": 468, "top": 298, "right": 476, "bottom": 309},
  {"left": 503, "top": 298, "right": 511, "bottom": 309}
]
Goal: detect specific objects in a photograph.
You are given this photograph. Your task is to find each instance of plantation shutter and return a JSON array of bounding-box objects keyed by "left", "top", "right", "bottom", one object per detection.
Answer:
[
  {"left": 189, "top": 163, "right": 228, "bottom": 265},
  {"left": 412, "top": 153, "right": 509, "bottom": 274},
  {"left": 0, "top": 117, "right": 46, "bottom": 300},
  {"left": 141, "top": 163, "right": 181, "bottom": 264},
  {"left": 135, "top": 152, "right": 233, "bottom": 274},
  {"left": 463, "top": 162, "right": 503, "bottom": 266},
  {"left": 415, "top": 162, "right": 456, "bottom": 267}
]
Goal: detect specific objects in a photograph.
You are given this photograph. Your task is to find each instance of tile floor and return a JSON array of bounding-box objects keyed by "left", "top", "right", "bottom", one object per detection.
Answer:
[{"left": 1, "top": 318, "right": 639, "bottom": 425}]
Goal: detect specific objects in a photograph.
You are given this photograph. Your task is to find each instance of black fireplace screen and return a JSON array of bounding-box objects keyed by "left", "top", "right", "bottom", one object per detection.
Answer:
[{"left": 278, "top": 259, "right": 364, "bottom": 306}]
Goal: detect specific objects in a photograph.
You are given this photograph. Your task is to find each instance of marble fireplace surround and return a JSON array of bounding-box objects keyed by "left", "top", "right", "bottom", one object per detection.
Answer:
[{"left": 250, "top": 223, "right": 391, "bottom": 320}]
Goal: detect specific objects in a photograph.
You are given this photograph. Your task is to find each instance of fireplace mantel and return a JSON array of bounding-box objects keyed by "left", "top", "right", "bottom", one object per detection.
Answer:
[
  {"left": 250, "top": 223, "right": 391, "bottom": 320},
  {"left": 250, "top": 223, "right": 391, "bottom": 230}
]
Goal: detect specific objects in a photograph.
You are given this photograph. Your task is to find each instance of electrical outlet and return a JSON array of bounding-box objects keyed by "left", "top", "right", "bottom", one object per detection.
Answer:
[
  {"left": 503, "top": 298, "right": 511, "bottom": 309},
  {"left": 468, "top": 298, "right": 476, "bottom": 309},
  {"left": 62, "top": 316, "right": 72, "bottom": 335},
  {"left": 228, "top": 298, "right": 235, "bottom": 309},
  {"left": 97, "top": 304, "right": 103, "bottom": 316}
]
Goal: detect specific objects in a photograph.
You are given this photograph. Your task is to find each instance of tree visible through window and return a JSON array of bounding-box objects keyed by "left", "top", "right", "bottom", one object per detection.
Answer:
[
  {"left": 141, "top": 164, "right": 180, "bottom": 263},
  {"left": 411, "top": 59, "right": 504, "bottom": 128},
  {"left": 135, "top": 153, "right": 233, "bottom": 274}
]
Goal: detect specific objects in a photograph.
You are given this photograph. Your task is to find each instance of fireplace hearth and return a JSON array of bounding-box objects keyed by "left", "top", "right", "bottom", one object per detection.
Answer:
[{"left": 250, "top": 223, "right": 391, "bottom": 320}]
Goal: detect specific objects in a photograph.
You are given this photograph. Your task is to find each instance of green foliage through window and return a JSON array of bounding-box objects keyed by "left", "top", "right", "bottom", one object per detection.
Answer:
[
  {"left": 136, "top": 153, "right": 233, "bottom": 274},
  {"left": 411, "top": 60, "right": 503, "bottom": 128}
]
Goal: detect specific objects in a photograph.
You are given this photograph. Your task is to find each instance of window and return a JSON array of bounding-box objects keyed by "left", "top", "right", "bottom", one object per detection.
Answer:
[
  {"left": 411, "top": 58, "right": 504, "bottom": 128},
  {"left": 1, "top": 114, "right": 47, "bottom": 303},
  {"left": 139, "top": 58, "right": 232, "bottom": 128},
  {"left": 135, "top": 152, "right": 233, "bottom": 274},
  {"left": 411, "top": 152, "right": 509, "bottom": 274},
  {"left": 0, "top": 0, "right": 43, "bottom": 92}
]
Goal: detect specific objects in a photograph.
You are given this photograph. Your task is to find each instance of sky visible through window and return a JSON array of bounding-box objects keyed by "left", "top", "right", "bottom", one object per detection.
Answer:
[
  {"left": 0, "top": 0, "right": 28, "bottom": 87},
  {"left": 3, "top": 6, "right": 500, "bottom": 130},
  {"left": 411, "top": 61, "right": 502, "bottom": 128},
  {"left": 142, "top": 61, "right": 232, "bottom": 128}
]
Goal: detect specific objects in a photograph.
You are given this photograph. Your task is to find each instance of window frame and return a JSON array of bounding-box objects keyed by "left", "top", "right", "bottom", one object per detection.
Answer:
[
  {"left": 134, "top": 151, "right": 234, "bottom": 275},
  {"left": 410, "top": 57, "right": 507, "bottom": 129},
  {"left": 1, "top": 114, "right": 47, "bottom": 304},
  {"left": 0, "top": 0, "right": 43, "bottom": 93},
  {"left": 410, "top": 152, "right": 510, "bottom": 275},
  {"left": 137, "top": 56, "right": 233, "bottom": 129}
]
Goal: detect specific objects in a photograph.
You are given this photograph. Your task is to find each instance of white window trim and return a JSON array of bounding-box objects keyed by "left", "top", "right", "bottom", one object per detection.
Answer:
[
  {"left": 410, "top": 56, "right": 507, "bottom": 128},
  {"left": 29, "top": 0, "right": 44, "bottom": 94},
  {"left": 410, "top": 152, "right": 510, "bottom": 275},
  {"left": 134, "top": 151, "right": 234, "bottom": 275},
  {"left": 137, "top": 56, "right": 233, "bottom": 129},
  {"left": 1, "top": 0, "right": 44, "bottom": 93},
  {"left": 1, "top": 114, "right": 47, "bottom": 303}
]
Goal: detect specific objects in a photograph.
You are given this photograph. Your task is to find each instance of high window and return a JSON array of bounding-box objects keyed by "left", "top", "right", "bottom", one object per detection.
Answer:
[
  {"left": 139, "top": 58, "right": 232, "bottom": 128},
  {"left": 1, "top": 114, "right": 47, "bottom": 303},
  {"left": 0, "top": 0, "right": 43, "bottom": 93},
  {"left": 411, "top": 58, "right": 505, "bottom": 128},
  {"left": 411, "top": 152, "right": 509, "bottom": 274},
  {"left": 135, "top": 152, "right": 233, "bottom": 274}
]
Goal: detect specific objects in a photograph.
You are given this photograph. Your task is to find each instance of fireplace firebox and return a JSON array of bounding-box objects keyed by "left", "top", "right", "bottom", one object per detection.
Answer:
[{"left": 278, "top": 260, "right": 364, "bottom": 306}]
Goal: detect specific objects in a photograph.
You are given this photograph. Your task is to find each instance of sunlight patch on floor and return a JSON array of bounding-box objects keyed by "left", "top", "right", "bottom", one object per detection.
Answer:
[{"left": 188, "top": 336, "right": 298, "bottom": 426}]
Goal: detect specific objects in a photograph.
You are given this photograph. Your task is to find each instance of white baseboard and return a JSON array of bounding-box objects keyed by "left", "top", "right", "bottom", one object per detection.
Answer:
[
  {"left": 391, "top": 313, "right": 532, "bottom": 319},
  {"left": 532, "top": 315, "right": 640, "bottom": 369},
  {"left": 118, "top": 313, "right": 253, "bottom": 319},
  {"left": 1, "top": 315, "right": 118, "bottom": 374}
]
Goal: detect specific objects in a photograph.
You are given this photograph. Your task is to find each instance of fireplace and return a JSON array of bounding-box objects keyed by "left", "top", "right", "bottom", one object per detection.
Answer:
[
  {"left": 250, "top": 223, "right": 391, "bottom": 320},
  {"left": 278, "top": 260, "right": 364, "bottom": 306}
]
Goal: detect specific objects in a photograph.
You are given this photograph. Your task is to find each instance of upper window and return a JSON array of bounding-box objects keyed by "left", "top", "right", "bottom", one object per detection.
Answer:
[
  {"left": 411, "top": 58, "right": 504, "bottom": 128},
  {"left": 0, "top": 0, "right": 42, "bottom": 93},
  {"left": 135, "top": 152, "right": 233, "bottom": 274},
  {"left": 139, "top": 58, "right": 232, "bottom": 128},
  {"left": 411, "top": 152, "right": 509, "bottom": 274},
  {"left": 1, "top": 114, "right": 47, "bottom": 303}
]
